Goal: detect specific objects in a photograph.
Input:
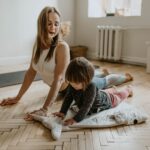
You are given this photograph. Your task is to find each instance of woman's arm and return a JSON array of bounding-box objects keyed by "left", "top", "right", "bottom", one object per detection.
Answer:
[
  {"left": 15, "top": 64, "right": 37, "bottom": 100},
  {"left": 42, "top": 41, "right": 70, "bottom": 110},
  {"left": 0, "top": 58, "right": 37, "bottom": 106}
]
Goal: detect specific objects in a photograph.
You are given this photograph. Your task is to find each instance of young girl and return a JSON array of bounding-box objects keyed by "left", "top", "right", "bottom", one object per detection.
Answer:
[{"left": 53, "top": 57, "right": 133, "bottom": 125}]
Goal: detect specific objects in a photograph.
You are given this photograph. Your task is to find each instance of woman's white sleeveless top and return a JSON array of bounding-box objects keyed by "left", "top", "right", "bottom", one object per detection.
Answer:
[{"left": 32, "top": 49, "right": 56, "bottom": 86}]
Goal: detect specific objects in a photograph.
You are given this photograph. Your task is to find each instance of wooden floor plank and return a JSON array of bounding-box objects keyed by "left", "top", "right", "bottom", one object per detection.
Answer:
[
  {"left": 78, "top": 134, "right": 86, "bottom": 150},
  {"left": 62, "top": 141, "right": 71, "bottom": 150},
  {"left": 91, "top": 129, "right": 102, "bottom": 150},
  {"left": 85, "top": 131, "right": 94, "bottom": 150}
]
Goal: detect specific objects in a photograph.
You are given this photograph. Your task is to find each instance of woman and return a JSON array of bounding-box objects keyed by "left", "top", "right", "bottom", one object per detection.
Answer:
[{"left": 0, "top": 7, "right": 70, "bottom": 119}]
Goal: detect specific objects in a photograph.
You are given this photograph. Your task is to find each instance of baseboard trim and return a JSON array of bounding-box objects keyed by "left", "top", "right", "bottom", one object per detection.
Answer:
[
  {"left": 87, "top": 54, "right": 146, "bottom": 66},
  {"left": 121, "top": 56, "right": 146, "bottom": 66},
  {"left": 0, "top": 71, "right": 41, "bottom": 88}
]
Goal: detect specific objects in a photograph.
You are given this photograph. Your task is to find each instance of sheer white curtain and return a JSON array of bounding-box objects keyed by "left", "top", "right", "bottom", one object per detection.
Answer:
[
  {"left": 130, "top": 0, "right": 142, "bottom": 16},
  {"left": 104, "top": 0, "right": 130, "bottom": 15},
  {"left": 104, "top": 0, "right": 142, "bottom": 16},
  {"left": 88, "top": 0, "right": 142, "bottom": 17},
  {"left": 88, "top": 0, "right": 106, "bottom": 17}
]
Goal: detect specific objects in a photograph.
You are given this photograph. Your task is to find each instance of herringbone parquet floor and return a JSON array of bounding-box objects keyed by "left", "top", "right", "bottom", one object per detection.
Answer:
[{"left": 0, "top": 61, "right": 150, "bottom": 150}]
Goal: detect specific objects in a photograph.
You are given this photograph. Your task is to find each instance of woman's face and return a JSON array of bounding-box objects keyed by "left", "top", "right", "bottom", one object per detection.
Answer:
[
  {"left": 48, "top": 12, "right": 60, "bottom": 38},
  {"left": 69, "top": 82, "right": 83, "bottom": 90}
]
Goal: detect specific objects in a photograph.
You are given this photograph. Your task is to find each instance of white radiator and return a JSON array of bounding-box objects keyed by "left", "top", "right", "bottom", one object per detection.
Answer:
[{"left": 96, "top": 25, "right": 123, "bottom": 61}]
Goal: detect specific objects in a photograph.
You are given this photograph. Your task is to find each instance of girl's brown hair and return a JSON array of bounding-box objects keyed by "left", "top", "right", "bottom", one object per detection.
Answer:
[
  {"left": 33, "top": 7, "right": 61, "bottom": 64},
  {"left": 65, "top": 57, "right": 94, "bottom": 90}
]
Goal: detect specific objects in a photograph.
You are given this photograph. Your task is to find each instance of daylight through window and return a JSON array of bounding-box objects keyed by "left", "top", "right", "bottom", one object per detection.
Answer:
[{"left": 88, "top": 0, "right": 142, "bottom": 17}]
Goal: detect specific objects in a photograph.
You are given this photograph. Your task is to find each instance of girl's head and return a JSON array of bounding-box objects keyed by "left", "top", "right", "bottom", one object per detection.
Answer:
[{"left": 65, "top": 57, "right": 94, "bottom": 90}]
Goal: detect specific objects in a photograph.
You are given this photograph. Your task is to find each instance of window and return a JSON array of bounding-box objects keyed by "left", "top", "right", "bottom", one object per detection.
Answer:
[{"left": 88, "top": 0, "right": 142, "bottom": 17}]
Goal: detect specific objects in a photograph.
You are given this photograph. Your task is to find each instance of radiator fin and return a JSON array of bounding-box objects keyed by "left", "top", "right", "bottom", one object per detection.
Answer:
[{"left": 96, "top": 25, "right": 123, "bottom": 61}]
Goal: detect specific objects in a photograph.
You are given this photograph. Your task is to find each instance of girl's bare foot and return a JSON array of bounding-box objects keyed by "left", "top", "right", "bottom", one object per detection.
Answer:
[
  {"left": 101, "top": 68, "right": 109, "bottom": 76},
  {"left": 126, "top": 85, "right": 133, "bottom": 97},
  {"left": 125, "top": 73, "right": 133, "bottom": 82}
]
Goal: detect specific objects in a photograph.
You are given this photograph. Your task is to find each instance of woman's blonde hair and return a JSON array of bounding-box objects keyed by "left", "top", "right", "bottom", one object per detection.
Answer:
[
  {"left": 65, "top": 57, "right": 94, "bottom": 90},
  {"left": 33, "top": 7, "right": 61, "bottom": 64}
]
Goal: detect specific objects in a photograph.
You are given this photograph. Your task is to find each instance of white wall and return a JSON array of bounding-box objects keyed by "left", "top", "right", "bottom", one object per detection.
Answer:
[
  {"left": 75, "top": 0, "right": 150, "bottom": 65},
  {"left": 1, "top": 0, "right": 150, "bottom": 66},
  {"left": 57, "top": 0, "right": 75, "bottom": 46},
  {"left": 0, "top": 0, "right": 75, "bottom": 65}
]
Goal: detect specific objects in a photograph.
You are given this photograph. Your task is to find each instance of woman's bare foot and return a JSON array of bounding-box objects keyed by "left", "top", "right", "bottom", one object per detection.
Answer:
[{"left": 125, "top": 73, "right": 133, "bottom": 82}]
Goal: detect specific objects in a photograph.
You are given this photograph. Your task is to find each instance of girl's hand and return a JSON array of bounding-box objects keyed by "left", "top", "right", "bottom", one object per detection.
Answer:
[
  {"left": 0, "top": 97, "right": 19, "bottom": 106},
  {"left": 24, "top": 108, "right": 47, "bottom": 121},
  {"left": 64, "top": 118, "right": 77, "bottom": 126},
  {"left": 53, "top": 112, "right": 65, "bottom": 119}
]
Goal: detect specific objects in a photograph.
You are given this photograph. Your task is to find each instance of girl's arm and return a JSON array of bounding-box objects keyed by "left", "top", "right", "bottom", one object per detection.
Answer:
[
  {"left": 73, "top": 83, "right": 97, "bottom": 122},
  {"left": 59, "top": 86, "right": 74, "bottom": 115},
  {"left": 53, "top": 86, "right": 73, "bottom": 119},
  {"left": 42, "top": 41, "right": 70, "bottom": 110},
  {"left": 14, "top": 64, "right": 37, "bottom": 100}
]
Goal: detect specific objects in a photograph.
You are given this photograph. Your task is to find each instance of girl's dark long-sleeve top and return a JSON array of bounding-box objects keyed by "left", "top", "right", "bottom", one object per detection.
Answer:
[{"left": 60, "top": 82, "right": 112, "bottom": 122}]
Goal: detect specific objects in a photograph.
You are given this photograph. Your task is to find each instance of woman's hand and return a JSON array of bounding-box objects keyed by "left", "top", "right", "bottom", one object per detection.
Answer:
[
  {"left": 24, "top": 108, "right": 48, "bottom": 121},
  {"left": 0, "top": 96, "right": 20, "bottom": 106},
  {"left": 64, "top": 118, "right": 77, "bottom": 126},
  {"left": 53, "top": 112, "right": 65, "bottom": 119}
]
